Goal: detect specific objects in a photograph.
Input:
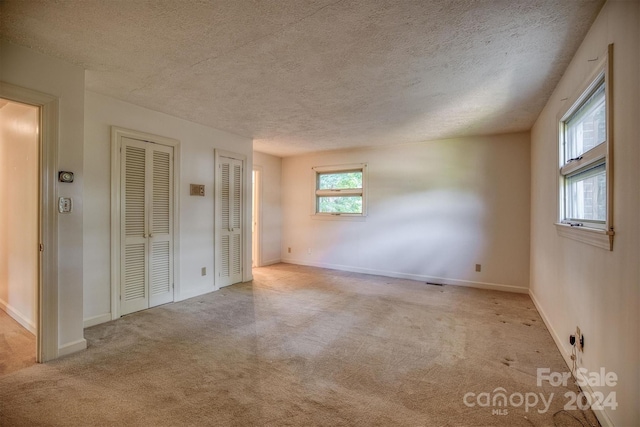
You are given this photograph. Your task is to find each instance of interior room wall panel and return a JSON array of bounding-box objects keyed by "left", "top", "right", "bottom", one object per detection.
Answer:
[
  {"left": 281, "top": 132, "right": 531, "bottom": 292},
  {"left": 530, "top": 2, "right": 639, "bottom": 425}
]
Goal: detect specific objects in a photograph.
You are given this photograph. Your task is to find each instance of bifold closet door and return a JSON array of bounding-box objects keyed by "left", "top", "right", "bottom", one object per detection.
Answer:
[
  {"left": 217, "top": 156, "right": 243, "bottom": 287},
  {"left": 121, "top": 137, "right": 174, "bottom": 315}
]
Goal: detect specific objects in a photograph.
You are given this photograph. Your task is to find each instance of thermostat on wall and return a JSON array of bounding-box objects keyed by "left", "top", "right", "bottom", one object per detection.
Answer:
[{"left": 190, "top": 184, "right": 205, "bottom": 196}]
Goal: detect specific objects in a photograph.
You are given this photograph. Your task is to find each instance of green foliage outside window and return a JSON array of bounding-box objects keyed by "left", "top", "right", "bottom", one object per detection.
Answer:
[
  {"left": 317, "top": 171, "right": 363, "bottom": 214},
  {"left": 318, "top": 196, "right": 362, "bottom": 213},
  {"left": 318, "top": 172, "right": 362, "bottom": 190}
]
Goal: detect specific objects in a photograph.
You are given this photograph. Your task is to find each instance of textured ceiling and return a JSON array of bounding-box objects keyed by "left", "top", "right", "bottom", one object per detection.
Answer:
[{"left": 1, "top": 0, "right": 604, "bottom": 156}]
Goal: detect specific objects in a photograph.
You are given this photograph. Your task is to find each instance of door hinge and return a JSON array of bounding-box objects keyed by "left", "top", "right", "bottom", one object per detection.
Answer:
[{"left": 39, "top": 243, "right": 44, "bottom": 252}]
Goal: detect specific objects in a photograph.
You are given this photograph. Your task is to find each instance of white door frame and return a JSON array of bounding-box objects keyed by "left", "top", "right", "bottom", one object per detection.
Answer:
[
  {"left": 111, "top": 127, "right": 181, "bottom": 319},
  {"left": 214, "top": 149, "right": 248, "bottom": 288},
  {"left": 0, "top": 82, "right": 59, "bottom": 362},
  {"left": 252, "top": 166, "right": 263, "bottom": 268}
]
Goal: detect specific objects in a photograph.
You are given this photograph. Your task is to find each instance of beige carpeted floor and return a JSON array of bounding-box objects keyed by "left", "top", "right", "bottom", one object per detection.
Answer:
[
  {"left": 0, "top": 264, "right": 598, "bottom": 426},
  {"left": 0, "top": 309, "right": 35, "bottom": 376}
]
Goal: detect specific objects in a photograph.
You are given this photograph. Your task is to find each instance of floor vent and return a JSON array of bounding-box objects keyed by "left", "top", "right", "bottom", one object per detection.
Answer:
[{"left": 425, "top": 282, "right": 444, "bottom": 286}]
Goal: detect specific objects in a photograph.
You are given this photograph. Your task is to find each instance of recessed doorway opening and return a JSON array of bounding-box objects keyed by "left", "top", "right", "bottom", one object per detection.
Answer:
[
  {"left": 0, "top": 98, "right": 39, "bottom": 374},
  {"left": 252, "top": 167, "right": 262, "bottom": 268}
]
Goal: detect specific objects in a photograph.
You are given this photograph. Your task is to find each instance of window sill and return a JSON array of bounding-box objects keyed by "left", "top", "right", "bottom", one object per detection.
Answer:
[
  {"left": 555, "top": 223, "right": 614, "bottom": 251},
  {"left": 312, "top": 214, "right": 367, "bottom": 222}
]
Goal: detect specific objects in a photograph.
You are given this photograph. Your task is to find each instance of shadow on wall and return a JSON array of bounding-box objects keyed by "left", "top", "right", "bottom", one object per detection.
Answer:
[
  {"left": 315, "top": 190, "right": 486, "bottom": 281},
  {"left": 312, "top": 141, "right": 490, "bottom": 282}
]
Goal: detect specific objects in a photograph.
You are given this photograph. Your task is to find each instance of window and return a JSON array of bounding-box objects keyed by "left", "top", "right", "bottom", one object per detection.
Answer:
[
  {"left": 556, "top": 44, "right": 614, "bottom": 250},
  {"left": 313, "top": 164, "right": 366, "bottom": 216},
  {"left": 561, "top": 78, "right": 606, "bottom": 225}
]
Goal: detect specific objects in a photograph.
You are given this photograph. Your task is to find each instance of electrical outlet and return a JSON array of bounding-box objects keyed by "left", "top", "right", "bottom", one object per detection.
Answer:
[
  {"left": 201, "top": 267, "right": 206, "bottom": 276},
  {"left": 308, "top": 248, "right": 312, "bottom": 254},
  {"left": 288, "top": 247, "right": 291, "bottom": 253},
  {"left": 475, "top": 264, "right": 481, "bottom": 272}
]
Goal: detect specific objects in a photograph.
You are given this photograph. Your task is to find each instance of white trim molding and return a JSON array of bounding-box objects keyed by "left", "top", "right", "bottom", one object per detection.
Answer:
[
  {"left": 556, "top": 44, "right": 614, "bottom": 251},
  {"left": 555, "top": 223, "right": 614, "bottom": 251},
  {"left": 311, "top": 162, "right": 368, "bottom": 218},
  {"left": 0, "top": 81, "right": 59, "bottom": 362},
  {"left": 0, "top": 298, "right": 36, "bottom": 335},
  {"left": 214, "top": 149, "right": 250, "bottom": 286},
  {"left": 529, "top": 290, "right": 614, "bottom": 427},
  {"left": 83, "top": 313, "right": 112, "bottom": 328},
  {"left": 282, "top": 258, "right": 529, "bottom": 294},
  {"left": 110, "top": 126, "right": 181, "bottom": 319},
  {"left": 252, "top": 165, "right": 263, "bottom": 268},
  {"left": 58, "top": 338, "right": 87, "bottom": 358}
]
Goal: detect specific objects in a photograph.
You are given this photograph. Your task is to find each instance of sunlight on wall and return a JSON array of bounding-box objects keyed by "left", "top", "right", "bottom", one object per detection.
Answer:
[
  {"left": 282, "top": 132, "right": 530, "bottom": 289},
  {"left": 318, "top": 190, "right": 486, "bottom": 280},
  {"left": 0, "top": 99, "right": 39, "bottom": 333},
  {"left": 320, "top": 139, "right": 487, "bottom": 279}
]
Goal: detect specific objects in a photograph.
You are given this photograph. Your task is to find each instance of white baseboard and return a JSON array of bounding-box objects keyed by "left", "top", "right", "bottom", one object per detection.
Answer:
[
  {"left": 529, "top": 290, "right": 614, "bottom": 427},
  {"left": 259, "top": 258, "right": 281, "bottom": 267},
  {"left": 281, "top": 258, "right": 529, "bottom": 294},
  {"left": 529, "top": 290, "right": 571, "bottom": 368},
  {"left": 83, "top": 313, "right": 112, "bottom": 328},
  {"left": 177, "top": 285, "right": 216, "bottom": 302},
  {"left": 58, "top": 338, "right": 87, "bottom": 357},
  {"left": 0, "top": 298, "right": 36, "bottom": 334}
]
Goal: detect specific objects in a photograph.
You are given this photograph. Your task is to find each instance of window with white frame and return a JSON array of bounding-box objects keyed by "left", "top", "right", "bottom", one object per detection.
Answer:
[
  {"left": 556, "top": 44, "right": 614, "bottom": 250},
  {"left": 313, "top": 164, "right": 366, "bottom": 216}
]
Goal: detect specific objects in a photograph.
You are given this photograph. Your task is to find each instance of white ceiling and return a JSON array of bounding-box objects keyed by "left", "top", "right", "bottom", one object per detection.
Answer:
[{"left": 1, "top": 0, "right": 604, "bottom": 157}]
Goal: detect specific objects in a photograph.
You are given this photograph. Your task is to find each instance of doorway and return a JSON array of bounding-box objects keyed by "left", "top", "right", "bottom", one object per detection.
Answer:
[
  {"left": 252, "top": 167, "right": 262, "bottom": 268},
  {"left": 0, "top": 98, "right": 38, "bottom": 373}
]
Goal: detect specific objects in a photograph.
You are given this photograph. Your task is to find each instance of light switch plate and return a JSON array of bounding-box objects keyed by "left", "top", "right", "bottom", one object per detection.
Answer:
[{"left": 58, "top": 197, "right": 72, "bottom": 213}]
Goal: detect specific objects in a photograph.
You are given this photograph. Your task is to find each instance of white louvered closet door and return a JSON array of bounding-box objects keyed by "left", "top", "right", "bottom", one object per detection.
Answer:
[
  {"left": 121, "top": 137, "right": 174, "bottom": 315},
  {"left": 217, "top": 157, "right": 243, "bottom": 287}
]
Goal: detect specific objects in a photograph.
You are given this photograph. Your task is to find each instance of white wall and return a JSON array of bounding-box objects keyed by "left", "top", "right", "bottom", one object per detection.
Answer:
[
  {"left": 0, "top": 101, "right": 38, "bottom": 333},
  {"left": 83, "top": 91, "right": 253, "bottom": 324},
  {"left": 0, "top": 40, "right": 86, "bottom": 355},
  {"left": 253, "top": 151, "right": 282, "bottom": 266},
  {"left": 530, "top": 1, "right": 639, "bottom": 426},
  {"left": 281, "top": 133, "right": 531, "bottom": 292}
]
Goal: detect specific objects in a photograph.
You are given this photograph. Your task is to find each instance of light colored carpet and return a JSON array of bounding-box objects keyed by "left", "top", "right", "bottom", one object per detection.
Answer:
[
  {"left": 0, "top": 309, "right": 35, "bottom": 376},
  {"left": 0, "top": 264, "right": 599, "bottom": 426}
]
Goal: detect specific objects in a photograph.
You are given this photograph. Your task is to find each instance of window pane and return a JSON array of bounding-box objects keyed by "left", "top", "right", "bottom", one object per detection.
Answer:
[
  {"left": 565, "top": 81, "right": 606, "bottom": 160},
  {"left": 318, "top": 196, "right": 362, "bottom": 214},
  {"left": 318, "top": 172, "right": 362, "bottom": 190},
  {"left": 565, "top": 163, "right": 606, "bottom": 222}
]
